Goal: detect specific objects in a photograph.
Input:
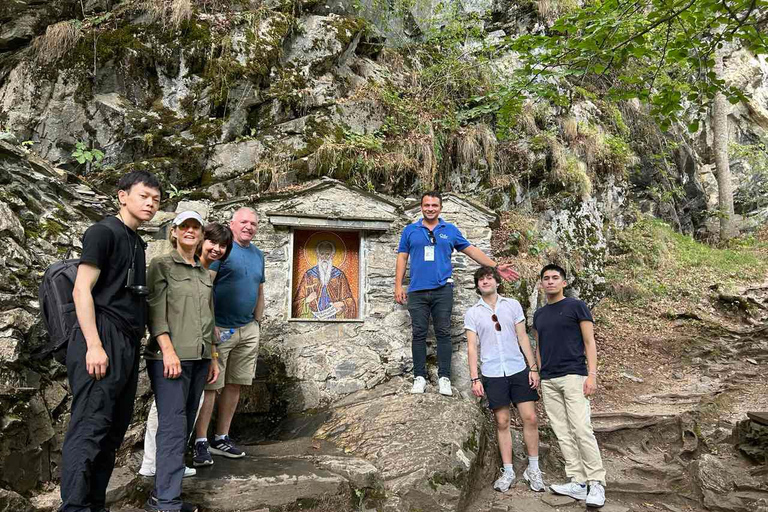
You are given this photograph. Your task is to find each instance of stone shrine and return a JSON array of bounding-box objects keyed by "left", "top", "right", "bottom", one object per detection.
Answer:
[{"left": 149, "top": 177, "right": 499, "bottom": 412}]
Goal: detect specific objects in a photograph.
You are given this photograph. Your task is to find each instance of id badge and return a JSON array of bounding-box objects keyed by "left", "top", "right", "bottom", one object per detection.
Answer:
[{"left": 424, "top": 246, "right": 435, "bottom": 262}]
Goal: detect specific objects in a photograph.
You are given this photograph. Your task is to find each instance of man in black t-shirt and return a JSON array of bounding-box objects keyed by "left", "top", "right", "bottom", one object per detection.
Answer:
[
  {"left": 59, "top": 171, "right": 161, "bottom": 512},
  {"left": 532, "top": 264, "right": 606, "bottom": 508}
]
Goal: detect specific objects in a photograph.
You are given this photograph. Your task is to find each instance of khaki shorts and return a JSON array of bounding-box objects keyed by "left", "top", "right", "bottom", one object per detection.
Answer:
[{"left": 207, "top": 321, "right": 260, "bottom": 391}]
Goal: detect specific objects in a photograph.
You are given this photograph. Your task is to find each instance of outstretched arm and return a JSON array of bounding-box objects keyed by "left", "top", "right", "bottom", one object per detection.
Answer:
[{"left": 460, "top": 245, "right": 519, "bottom": 281}]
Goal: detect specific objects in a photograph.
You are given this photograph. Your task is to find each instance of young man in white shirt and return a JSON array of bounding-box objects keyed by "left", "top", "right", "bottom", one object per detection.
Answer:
[{"left": 465, "top": 266, "right": 544, "bottom": 493}]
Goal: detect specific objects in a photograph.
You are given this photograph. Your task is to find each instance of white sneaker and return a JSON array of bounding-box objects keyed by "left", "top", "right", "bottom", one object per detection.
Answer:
[
  {"left": 550, "top": 481, "right": 587, "bottom": 500},
  {"left": 438, "top": 377, "right": 452, "bottom": 396},
  {"left": 523, "top": 466, "right": 545, "bottom": 492},
  {"left": 138, "top": 466, "right": 197, "bottom": 478},
  {"left": 586, "top": 481, "right": 605, "bottom": 508},
  {"left": 411, "top": 376, "right": 427, "bottom": 394},
  {"left": 493, "top": 468, "right": 515, "bottom": 492}
]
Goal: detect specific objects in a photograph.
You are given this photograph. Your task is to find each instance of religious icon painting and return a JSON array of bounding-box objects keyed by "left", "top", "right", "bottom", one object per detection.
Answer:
[{"left": 291, "top": 230, "right": 360, "bottom": 320}]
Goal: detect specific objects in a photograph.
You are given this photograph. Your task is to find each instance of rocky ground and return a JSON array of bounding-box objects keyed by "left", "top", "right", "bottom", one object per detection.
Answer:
[{"left": 23, "top": 299, "right": 768, "bottom": 512}]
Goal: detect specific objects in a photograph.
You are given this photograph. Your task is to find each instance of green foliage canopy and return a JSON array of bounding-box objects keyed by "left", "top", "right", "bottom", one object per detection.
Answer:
[{"left": 477, "top": 0, "right": 768, "bottom": 131}]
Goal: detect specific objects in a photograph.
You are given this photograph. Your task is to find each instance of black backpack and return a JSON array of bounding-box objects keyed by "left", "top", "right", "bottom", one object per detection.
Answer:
[{"left": 37, "top": 259, "right": 80, "bottom": 364}]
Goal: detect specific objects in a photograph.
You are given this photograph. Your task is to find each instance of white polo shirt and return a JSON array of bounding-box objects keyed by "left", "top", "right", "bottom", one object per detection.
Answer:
[{"left": 464, "top": 295, "right": 527, "bottom": 378}]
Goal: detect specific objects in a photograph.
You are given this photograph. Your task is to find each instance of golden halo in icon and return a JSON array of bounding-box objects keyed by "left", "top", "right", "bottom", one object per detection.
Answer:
[{"left": 303, "top": 231, "right": 347, "bottom": 268}]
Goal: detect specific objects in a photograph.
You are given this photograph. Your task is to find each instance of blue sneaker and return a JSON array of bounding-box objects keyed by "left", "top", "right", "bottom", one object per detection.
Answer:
[
  {"left": 193, "top": 440, "right": 214, "bottom": 467},
  {"left": 209, "top": 435, "right": 245, "bottom": 458}
]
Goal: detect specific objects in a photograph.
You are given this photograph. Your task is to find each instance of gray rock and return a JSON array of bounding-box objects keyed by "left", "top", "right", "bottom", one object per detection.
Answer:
[
  {"left": 314, "top": 379, "right": 490, "bottom": 511},
  {"left": 691, "top": 454, "right": 733, "bottom": 494},
  {"left": 207, "top": 140, "right": 268, "bottom": 181},
  {"left": 0, "top": 202, "right": 24, "bottom": 243},
  {"left": 179, "top": 456, "right": 347, "bottom": 511},
  {"left": 620, "top": 372, "right": 644, "bottom": 383},
  {"left": 315, "top": 455, "right": 379, "bottom": 488},
  {"left": 541, "top": 493, "right": 579, "bottom": 507},
  {"left": 0, "top": 487, "right": 33, "bottom": 512}
]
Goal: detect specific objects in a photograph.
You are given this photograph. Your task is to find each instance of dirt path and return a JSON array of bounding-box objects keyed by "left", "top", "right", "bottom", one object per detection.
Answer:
[{"left": 468, "top": 286, "right": 768, "bottom": 512}]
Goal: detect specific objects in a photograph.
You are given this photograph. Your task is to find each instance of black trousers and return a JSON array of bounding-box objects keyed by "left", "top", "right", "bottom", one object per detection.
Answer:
[
  {"left": 407, "top": 284, "right": 454, "bottom": 378},
  {"left": 59, "top": 315, "right": 140, "bottom": 512},
  {"left": 148, "top": 359, "right": 210, "bottom": 510}
]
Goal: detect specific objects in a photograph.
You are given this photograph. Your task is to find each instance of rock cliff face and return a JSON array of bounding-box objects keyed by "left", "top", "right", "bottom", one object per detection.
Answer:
[
  {"left": 2, "top": 0, "right": 768, "bottom": 510},
  {"left": 0, "top": 141, "right": 111, "bottom": 495}
]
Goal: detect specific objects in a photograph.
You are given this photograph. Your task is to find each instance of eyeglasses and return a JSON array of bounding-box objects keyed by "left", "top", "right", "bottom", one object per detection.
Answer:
[
  {"left": 428, "top": 231, "right": 436, "bottom": 245},
  {"left": 491, "top": 314, "right": 501, "bottom": 331}
]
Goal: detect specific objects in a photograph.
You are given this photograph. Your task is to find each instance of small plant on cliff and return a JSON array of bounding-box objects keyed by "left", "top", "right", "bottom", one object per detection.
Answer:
[{"left": 71, "top": 141, "right": 104, "bottom": 172}]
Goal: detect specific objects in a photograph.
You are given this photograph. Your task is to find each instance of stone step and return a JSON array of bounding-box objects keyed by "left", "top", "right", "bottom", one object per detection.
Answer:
[
  {"left": 177, "top": 455, "right": 349, "bottom": 511},
  {"left": 30, "top": 453, "right": 379, "bottom": 512}
]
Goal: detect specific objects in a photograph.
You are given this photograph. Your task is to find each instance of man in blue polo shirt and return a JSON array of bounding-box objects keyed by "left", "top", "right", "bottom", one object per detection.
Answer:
[{"left": 395, "top": 191, "right": 518, "bottom": 396}]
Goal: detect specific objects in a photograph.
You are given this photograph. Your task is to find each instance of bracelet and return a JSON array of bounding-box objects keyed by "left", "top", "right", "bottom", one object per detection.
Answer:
[
  {"left": 211, "top": 352, "right": 219, "bottom": 358},
  {"left": 529, "top": 369, "right": 539, "bottom": 373},
  {"left": 471, "top": 377, "right": 481, "bottom": 383}
]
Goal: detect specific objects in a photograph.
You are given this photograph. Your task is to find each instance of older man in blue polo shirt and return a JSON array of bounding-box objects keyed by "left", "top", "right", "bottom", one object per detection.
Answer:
[{"left": 394, "top": 191, "right": 518, "bottom": 396}]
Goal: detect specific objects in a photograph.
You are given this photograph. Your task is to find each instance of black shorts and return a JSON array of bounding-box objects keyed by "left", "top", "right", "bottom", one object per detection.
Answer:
[{"left": 483, "top": 368, "right": 539, "bottom": 410}]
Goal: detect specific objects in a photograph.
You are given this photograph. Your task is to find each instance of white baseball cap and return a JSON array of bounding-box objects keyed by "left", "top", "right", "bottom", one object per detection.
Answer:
[{"left": 173, "top": 210, "right": 204, "bottom": 226}]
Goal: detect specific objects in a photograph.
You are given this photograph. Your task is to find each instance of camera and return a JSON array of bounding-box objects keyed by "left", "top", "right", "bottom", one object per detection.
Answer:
[{"left": 125, "top": 268, "right": 150, "bottom": 296}]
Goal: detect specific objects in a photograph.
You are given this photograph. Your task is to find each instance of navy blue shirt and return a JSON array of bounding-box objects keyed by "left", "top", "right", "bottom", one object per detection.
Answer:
[
  {"left": 532, "top": 297, "right": 593, "bottom": 379},
  {"left": 210, "top": 242, "right": 265, "bottom": 328},
  {"left": 397, "top": 218, "right": 471, "bottom": 292}
]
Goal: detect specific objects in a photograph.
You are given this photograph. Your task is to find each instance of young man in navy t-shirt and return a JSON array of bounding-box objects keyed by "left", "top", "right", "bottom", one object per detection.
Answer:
[
  {"left": 532, "top": 264, "right": 606, "bottom": 508},
  {"left": 394, "top": 191, "right": 518, "bottom": 396}
]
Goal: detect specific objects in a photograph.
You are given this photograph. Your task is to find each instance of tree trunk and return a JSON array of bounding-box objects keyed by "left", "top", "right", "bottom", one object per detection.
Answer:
[{"left": 712, "top": 50, "right": 736, "bottom": 241}]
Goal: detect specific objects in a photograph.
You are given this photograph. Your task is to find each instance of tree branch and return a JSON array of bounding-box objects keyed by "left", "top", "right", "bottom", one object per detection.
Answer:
[{"left": 608, "top": 0, "right": 697, "bottom": 53}]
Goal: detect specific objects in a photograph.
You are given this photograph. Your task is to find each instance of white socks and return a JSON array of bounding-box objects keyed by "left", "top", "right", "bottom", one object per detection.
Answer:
[
  {"left": 215, "top": 434, "right": 227, "bottom": 441},
  {"left": 195, "top": 437, "right": 207, "bottom": 444},
  {"left": 503, "top": 463, "right": 514, "bottom": 474},
  {"left": 528, "top": 456, "right": 539, "bottom": 471}
]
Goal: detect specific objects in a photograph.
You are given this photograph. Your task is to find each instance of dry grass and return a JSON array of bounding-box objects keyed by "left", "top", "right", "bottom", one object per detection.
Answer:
[
  {"left": 142, "top": 0, "right": 192, "bottom": 28},
  {"left": 561, "top": 116, "right": 578, "bottom": 142},
  {"left": 496, "top": 140, "right": 534, "bottom": 178},
  {"left": 34, "top": 20, "right": 82, "bottom": 65},
  {"left": 519, "top": 101, "right": 540, "bottom": 136},
  {"left": 454, "top": 123, "right": 497, "bottom": 172},
  {"left": 554, "top": 154, "right": 592, "bottom": 198},
  {"left": 576, "top": 122, "right": 603, "bottom": 167},
  {"left": 308, "top": 129, "right": 438, "bottom": 190},
  {"left": 537, "top": 0, "right": 581, "bottom": 21}
]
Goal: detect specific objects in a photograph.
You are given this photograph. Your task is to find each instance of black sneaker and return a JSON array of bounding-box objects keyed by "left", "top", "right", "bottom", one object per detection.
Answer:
[
  {"left": 193, "top": 440, "right": 214, "bottom": 467},
  {"left": 209, "top": 435, "right": 246, "bottom": 458},
  {"left": 145, "top": 491, "right": 199, "bottom": 512}
]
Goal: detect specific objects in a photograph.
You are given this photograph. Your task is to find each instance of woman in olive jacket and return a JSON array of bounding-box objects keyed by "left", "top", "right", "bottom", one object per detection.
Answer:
[
  {"left": 139, "top": 222, "right": 233, "bottom": 479},
  {"left": 144, "top": 211, "right": 221, "bottom": 512}
]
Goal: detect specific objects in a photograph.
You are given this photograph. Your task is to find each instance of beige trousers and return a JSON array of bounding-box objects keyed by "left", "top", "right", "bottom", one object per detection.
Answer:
[
  {"left": 139, "top": 394, "right": 205, "bottom": 474},
  {"left": 541, "top": 374, "right": 606, "bottom": 485}
]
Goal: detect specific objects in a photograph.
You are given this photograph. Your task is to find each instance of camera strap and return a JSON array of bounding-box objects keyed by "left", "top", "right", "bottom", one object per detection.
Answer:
[{"left": 117, "top": 213, "right": 139, "bottom": 280}]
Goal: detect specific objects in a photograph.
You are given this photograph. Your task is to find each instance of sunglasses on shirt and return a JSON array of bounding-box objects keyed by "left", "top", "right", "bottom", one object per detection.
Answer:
[
  {"left": 428, "top": 231, "right": 436, "bottom": 245},
  {"left": 491, "top": 314, "right": 501, "bottom": 331}
]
